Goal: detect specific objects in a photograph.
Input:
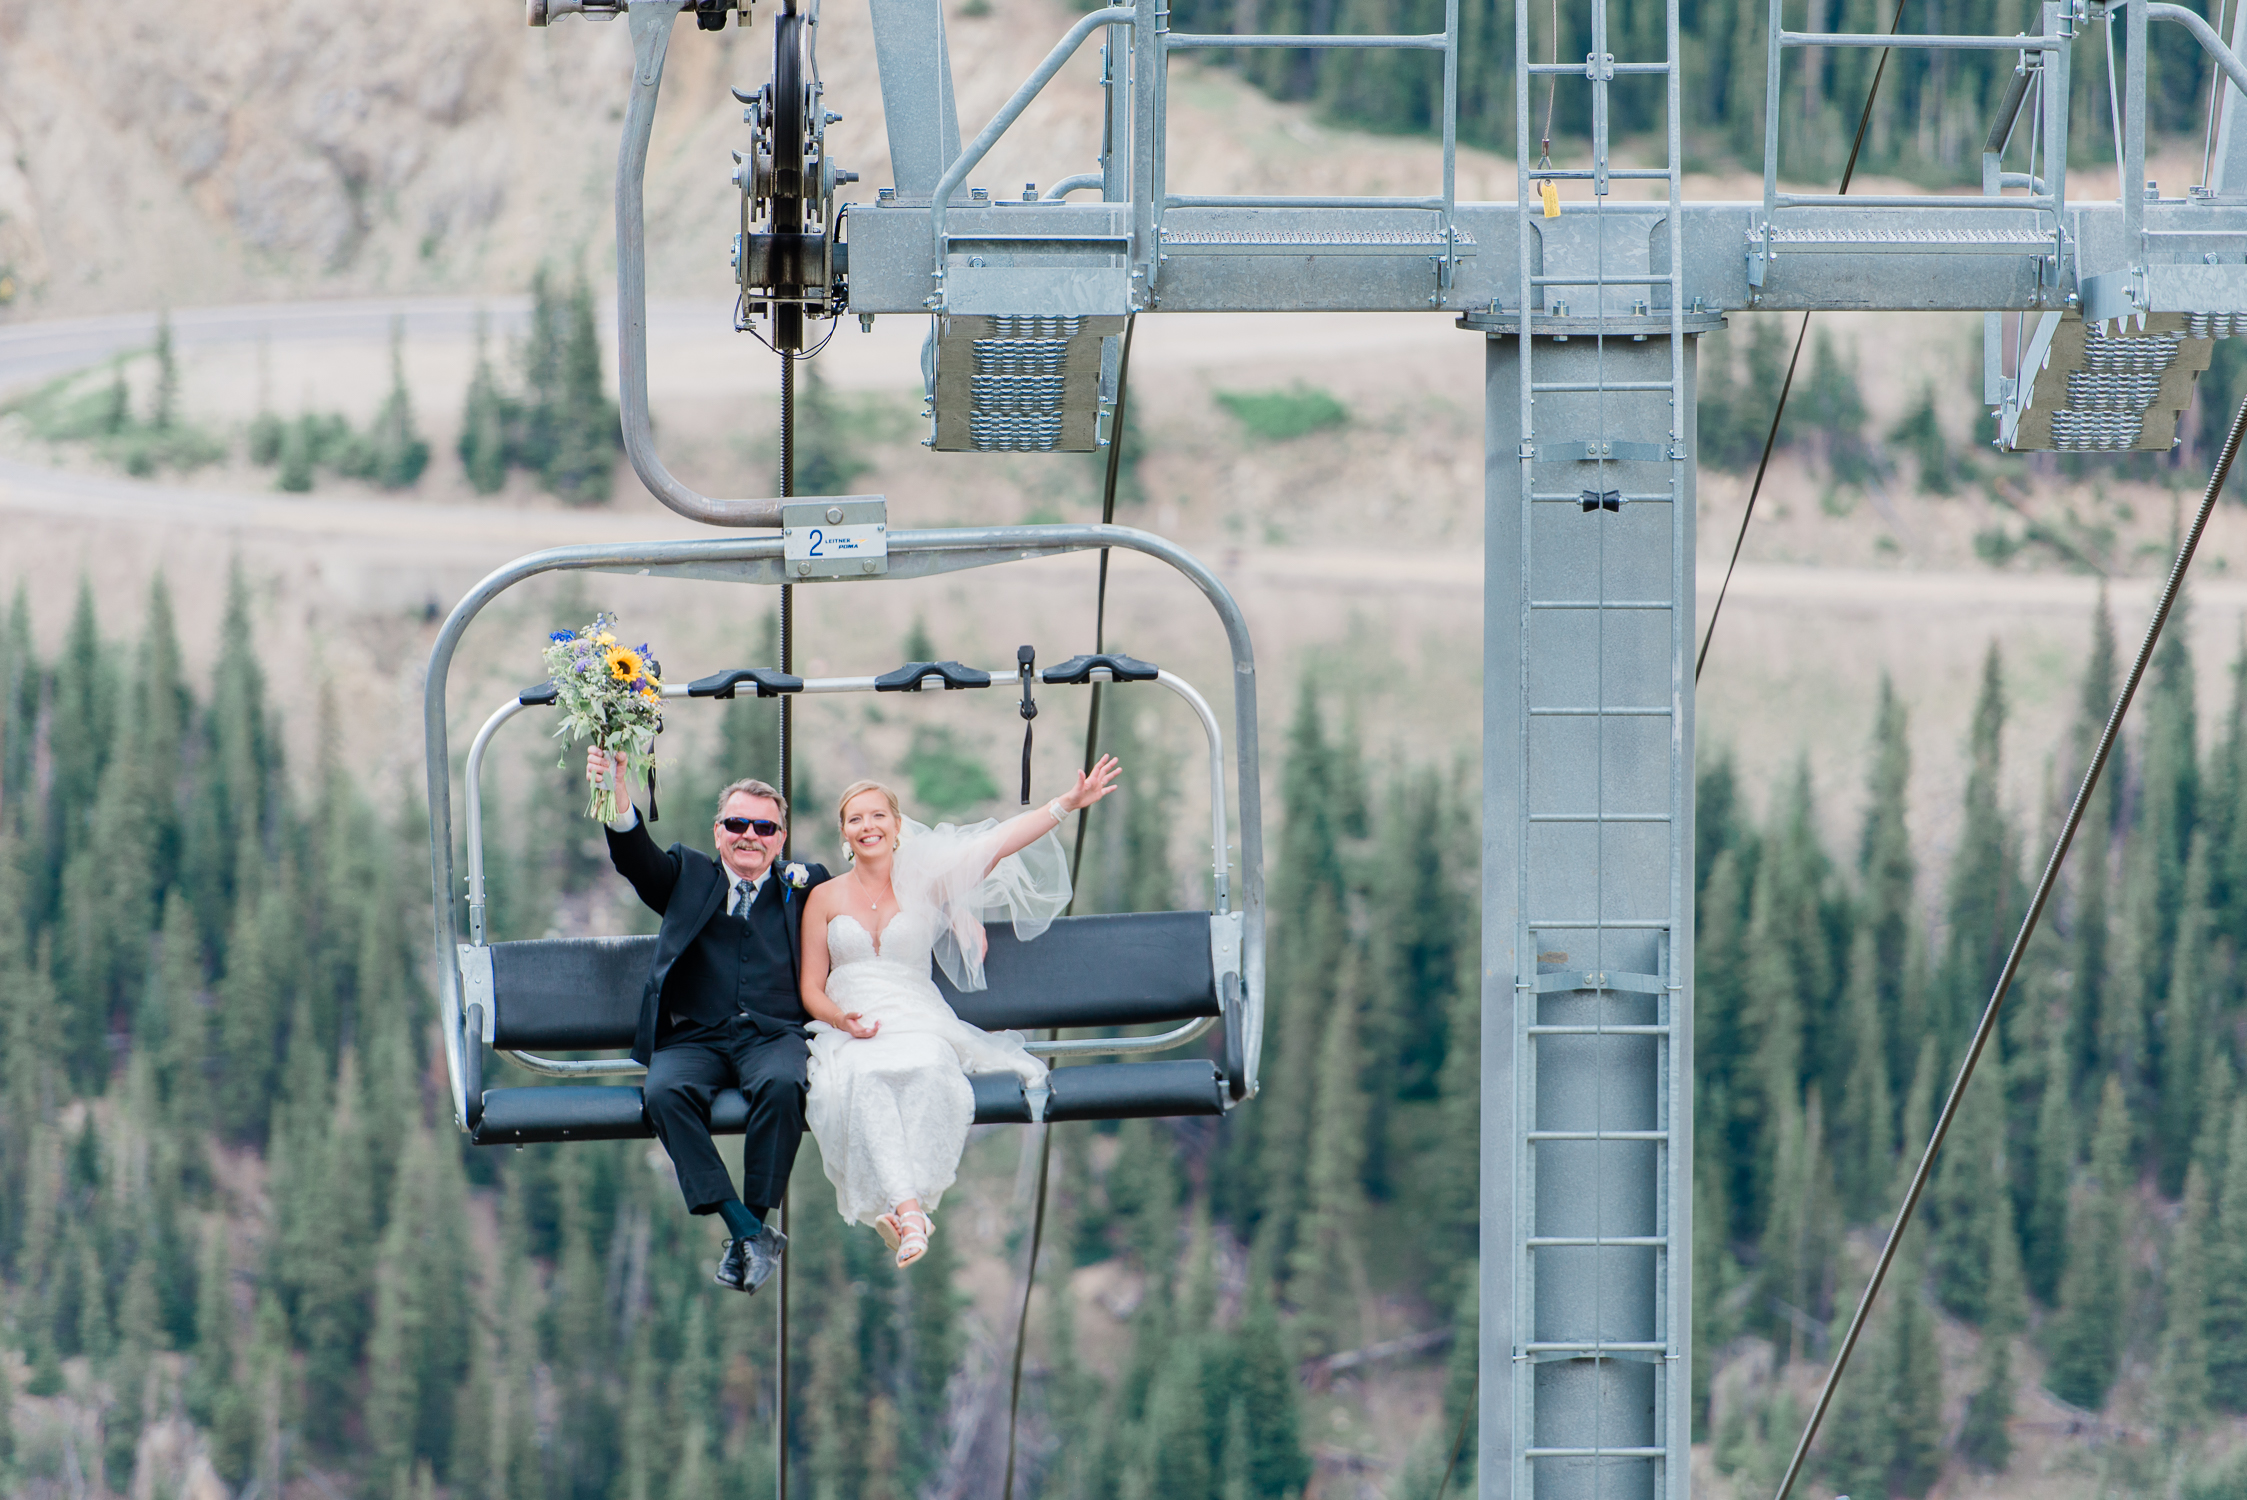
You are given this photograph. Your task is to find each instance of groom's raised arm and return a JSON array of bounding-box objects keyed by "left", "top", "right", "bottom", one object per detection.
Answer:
[{"left": 589, "top": 746, "right": 679, "bottom": 913}]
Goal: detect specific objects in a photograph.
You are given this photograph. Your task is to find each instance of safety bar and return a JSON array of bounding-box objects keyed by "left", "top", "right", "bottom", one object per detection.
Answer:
[
  {"left": 1164, "top": 194, "right": 1448, "bottom": 209},
  {"left": 616, "top": 1, "right": 873, "bottom": 525},
  {"left": 424, "top": 524, "right": 1265, "bottom": 1128},
  {"left": 929, "top": 5, "right": 1137, "bottom": 300},
  {"left": 1166, "top": 31, "right": 1447, "bottom": 47},
  {"left": 1779, "top": 29, "right": 2066, "bottom": 47}
]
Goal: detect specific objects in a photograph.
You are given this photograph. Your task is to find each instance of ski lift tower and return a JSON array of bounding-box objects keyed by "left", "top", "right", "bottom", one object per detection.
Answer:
[{"left": 542, "top": 0, "right": 2247, "bottom": 1491}]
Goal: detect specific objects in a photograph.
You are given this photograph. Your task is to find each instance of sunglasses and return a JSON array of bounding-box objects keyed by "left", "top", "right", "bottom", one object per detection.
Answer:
[{"left": 718, "top": 816, "right": 783, "bottom": 837}]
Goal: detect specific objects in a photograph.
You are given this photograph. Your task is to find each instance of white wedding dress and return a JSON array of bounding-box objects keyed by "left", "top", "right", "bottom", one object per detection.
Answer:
[{"left": 804, "top": 819, "right": 1063, "bottom": 1227}]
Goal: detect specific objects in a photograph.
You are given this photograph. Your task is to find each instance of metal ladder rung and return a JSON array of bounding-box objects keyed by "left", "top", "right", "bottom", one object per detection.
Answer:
[
  {"left": 1166, "top": 30, "right": 1449, "bottom": 49},
  {"left": 1526, "top": 1129, "right": 1668, "bottom": 1142},
  {"left": 1526, "top": 1235, "right": 1668, "bottom": 1246},
  {"left": 1526, "top": 1446, "right": 1669, "bottom": 1458},
  {"left": 1528, "top": 813, "right": 1672, "bottom": 822},
  {"left": 1529, "top": 918, "right": 1670, "bottom": 929},
  {"left": 1526, "top": 1024, "right": 1672, "bottom": 1036},
  {"left": 1530, "top": 274, "right": 1675, "bottom": 285},
  {"left": 1532, "top": 492, "right": 1676, "bottom": 503},
  {"left": 1528, "top": 599, "right": 1673, "bottom": 610},
  {"left": 1529, "top": 167, "right": 1676, "bottom": 181},
  {"left": 1524, "top": 60, "right": 1674, "bottom": 74},
  {"left": 1522, "top": 1342, "right": 1667, "bottom": 1355},
  {"left": 1530, "top": 380, "right": 1677, "bottom": 393},
  {"left": 1528, "top": 706, "right": 1671, "bottom": 716}
]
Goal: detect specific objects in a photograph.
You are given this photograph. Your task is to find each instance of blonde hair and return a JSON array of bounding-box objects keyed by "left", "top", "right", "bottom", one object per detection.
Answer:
[{"left": 836, "top": 780, "right": 904, "bottom": 860}]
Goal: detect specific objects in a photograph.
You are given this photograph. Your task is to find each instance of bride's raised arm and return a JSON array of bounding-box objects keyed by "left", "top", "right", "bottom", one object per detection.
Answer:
[{"left": 977, "top": 754, "right": 1123, "bottom": 877}]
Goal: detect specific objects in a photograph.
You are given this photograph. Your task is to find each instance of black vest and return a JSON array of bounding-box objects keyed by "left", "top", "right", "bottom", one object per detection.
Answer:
[{"left": 661, "top": 877, "right": 802, "bottom": 1029}]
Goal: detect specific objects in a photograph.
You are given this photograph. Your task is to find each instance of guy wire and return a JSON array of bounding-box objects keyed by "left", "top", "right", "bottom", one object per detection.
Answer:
[
  {"left": 1770, "top": 386, "right": 2247, "bottom": 1500},
  {"left": 1004, "top": 311, "right": 1138, "bottom": 1500},
  {"left": 776, "top": 351, "right": 794, "bottom": 1500},
  {"left": 1695, "top": 0, "right": 1906, "bottom": 683}
]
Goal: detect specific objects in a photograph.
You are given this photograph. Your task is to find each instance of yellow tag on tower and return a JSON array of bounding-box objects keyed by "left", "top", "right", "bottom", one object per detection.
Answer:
[{"left": 1540, "top": 182, "right": 1561, "bottom": 218}]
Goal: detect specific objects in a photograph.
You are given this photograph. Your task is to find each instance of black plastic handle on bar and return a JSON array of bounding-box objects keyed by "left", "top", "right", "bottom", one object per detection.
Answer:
[
  {"left": 1017, "top": 645, "right": 1037, "bottom": 806},
  {"left": 686, "top": 667, "right": 805, "bottom": 699},
  {"left": 1042, "top": 651, "right": 1160, "bottom": 685},
  {"left": 519, "top": 681, "right": 561, "bottom": 707},
  {"left": 873, "top": 660, "right": 994, "bottom": 691}
]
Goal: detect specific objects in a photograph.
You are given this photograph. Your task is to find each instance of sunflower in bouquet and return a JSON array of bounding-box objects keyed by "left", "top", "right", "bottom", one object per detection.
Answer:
[{"left": 542, "top": 613, "right": 665, "bottom": 822}]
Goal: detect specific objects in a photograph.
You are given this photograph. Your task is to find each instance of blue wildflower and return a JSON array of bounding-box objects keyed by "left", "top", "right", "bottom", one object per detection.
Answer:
[{"left": 549, "top": 630, "right": 574, "bottom": 643}]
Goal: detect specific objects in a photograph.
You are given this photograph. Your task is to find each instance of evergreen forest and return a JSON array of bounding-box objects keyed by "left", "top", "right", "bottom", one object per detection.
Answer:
[{"left": 14, "top": 543, "right": 2247, "bottom": 1497}]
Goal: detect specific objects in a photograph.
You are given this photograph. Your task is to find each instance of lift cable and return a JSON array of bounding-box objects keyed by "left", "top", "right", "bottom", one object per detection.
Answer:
[
  {"left": 1769, "top": 387, "right": 2247, "bottom": 1500},
  {"left": 1432, "top": 1373, "right": 1478, "bottom": 1498},
  {"left": 999, "top": 312, "right": 1138, "bottom": 1500},
  {"left": 1694, "top": 0, "right": 1906, "bottom": 684},
  {"left": 776, "top": 350, "right": 797, "bottom": 1500}
]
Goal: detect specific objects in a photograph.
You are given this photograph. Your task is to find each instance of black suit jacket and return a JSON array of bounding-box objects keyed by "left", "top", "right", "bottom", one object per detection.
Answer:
[{"left": 604, "top": 812, "right": 833, "bottom": 1065}]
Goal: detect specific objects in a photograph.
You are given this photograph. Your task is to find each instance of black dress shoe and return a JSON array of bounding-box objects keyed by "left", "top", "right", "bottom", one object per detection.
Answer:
[{"left": 714, "top": 1224, "right": 787, "bottom": 1294}]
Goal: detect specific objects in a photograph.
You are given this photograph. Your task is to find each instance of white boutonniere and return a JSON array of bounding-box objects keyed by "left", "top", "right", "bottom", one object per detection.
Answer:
[{"left": 782, "top": 862, "right": 811, "bottom": 890}]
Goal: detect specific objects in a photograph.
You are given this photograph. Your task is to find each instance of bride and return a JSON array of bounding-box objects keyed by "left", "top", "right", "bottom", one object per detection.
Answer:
[{"left": 798, "top": 755, "right": 1122, "bottom": 1266}]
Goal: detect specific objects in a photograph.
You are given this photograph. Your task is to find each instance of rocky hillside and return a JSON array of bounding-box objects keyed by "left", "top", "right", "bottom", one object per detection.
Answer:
[{"left": 0, "top": 0, "right": 1529, "bottom": 318}]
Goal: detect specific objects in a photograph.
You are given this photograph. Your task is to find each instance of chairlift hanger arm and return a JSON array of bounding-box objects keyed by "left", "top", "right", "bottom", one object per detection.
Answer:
[{"left": 615, "top": 0, "right": 868, "bottom": 526}]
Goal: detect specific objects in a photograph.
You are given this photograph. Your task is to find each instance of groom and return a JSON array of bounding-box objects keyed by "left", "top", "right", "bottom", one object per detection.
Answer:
[{"left": 587, "top": 747, "right": 833, "bottom": 1293}]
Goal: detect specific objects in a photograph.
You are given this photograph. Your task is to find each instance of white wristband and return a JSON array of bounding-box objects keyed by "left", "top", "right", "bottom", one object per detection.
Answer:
[{"left": 1046, "top": 797, "right": 1068, "bottom": 823}]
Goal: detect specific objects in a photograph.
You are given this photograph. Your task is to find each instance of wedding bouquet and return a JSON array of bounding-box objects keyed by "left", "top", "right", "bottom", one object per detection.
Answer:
[{"left": 542, "top": 614, "right": 665, "bottom": 823}]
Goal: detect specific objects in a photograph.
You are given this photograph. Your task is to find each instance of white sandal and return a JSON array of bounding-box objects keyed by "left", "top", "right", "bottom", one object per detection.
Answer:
[
  {"left": 874, "top": 1212, "right": 902, "bottom": 1253},
  {"left": 894, "top": 1208, "right": 933, "bottom": 1268}
]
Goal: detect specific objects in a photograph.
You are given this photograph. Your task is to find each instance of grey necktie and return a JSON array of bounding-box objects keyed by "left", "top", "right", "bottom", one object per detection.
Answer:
[{"left": 732, "top": 878, "right": 755, "bottom": 917}]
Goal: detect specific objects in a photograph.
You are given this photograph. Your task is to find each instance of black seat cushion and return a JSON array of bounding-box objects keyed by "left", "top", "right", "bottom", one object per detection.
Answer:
[
  {"left": 934, "top": 911, "right": 1216, "bottom": 1030},
  {"left": 471, "top": 1059, "right": 1226, "bottom": 1144},
  {"left": 489, "top": 936, "right": 654, "bottom": 1050},
  {"left": 485, "top": 912, "right": 1215, "bottom": 1050}
]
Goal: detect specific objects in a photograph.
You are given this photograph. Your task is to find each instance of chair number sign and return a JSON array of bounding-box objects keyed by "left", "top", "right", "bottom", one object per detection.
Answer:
[{"left": 782, "top": 499, "right": 890, "bottom": 578}]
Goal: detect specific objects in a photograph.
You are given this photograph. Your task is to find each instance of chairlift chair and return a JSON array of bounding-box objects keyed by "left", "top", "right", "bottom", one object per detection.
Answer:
[{"left": 423, "top": 528, "right": 1266, "bottom": 1145}]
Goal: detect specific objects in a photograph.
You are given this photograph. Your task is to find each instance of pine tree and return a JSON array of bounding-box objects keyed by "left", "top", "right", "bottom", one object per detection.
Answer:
[
  {"left": 2206, "top": 1099, "right": 2247, "bottom": 1409},
  {"left": 2159, "top": 833, "right": 2216, "bottom": 1193},
  {"left": 1141, "top": 1338, "right": 1212, "bottom": 1499},
  {"left": 1939, "top": 643, "right": 2023, "bottom": 1063},
  {"left": 217, "top": 880, "right": 290, "bottom": 1142},
  {"left": 1287, "top": 944, "right": 1372, "bottom": 1355},
  {"left": 1956, "top": 1337, "right": 2015, "bottom": 1472},
  {"left": 369, "top": 317, "right": 431, "bottom": 489},
  {"left": 297, "top": 1050, "right": 375, "bottom": 1432},
  {"left": 365, "top": 1124, "right": 475, "bottom": 1483},
  {"left": 544, "top": 270, "right": 619, "bottom": 504},
  {"left": 1233, "top": 1291, "right": 1310, "bottom": 1497},
  {"left": 1858, "top": 674, "right": 1921, "bottom": 1100},
  {"left": 1236, "top": 678, "right": 1346, "bottom": 1267},
  {"left": 1758, "top": 1089, "right": 1836, "bottom": 1361},
  {"left": 1931, "top": 1043, "right": 2010, "bottom": 1325},
  {"left": 0, "top": 583, "right": 37, "bottom": 836},
  {"left": 458, "top": 312, "right": 512, "bottom": 494},
  {"left": 136, "top": 573, "right": 189, "bottom": 886},
  {"left": 1692, "top": 1102, "right": 1737, "bottom": 1439},
  {"left": 43, "top": 576, "right": 116, "bottom": 922},
  {"left": 2158, "top": 1161, "right": 2215, "bottom": 1439},
  {"left": 187, "top": 1219, "right": 237, "bottom": 1429},
  {"left": 1834, "top": 924, "right": 1895, "bottom": 1217},
  {"left": 2067, "top": 593, "right": 2120, "bottom": 1095},
  {"left": 805, "top": 1237, "right": 866, "bottom": 1500},
  {"left": 1885, "top": 1213, "right": 1946, "bottom": 1498},
  {"left": 2046, "top": 1075, "right": 2131, "bottom": 1411},
  {"left": 1697, "top": 847, "right": 1760, "bottom": 1234},
  {"left": 2023, "top": 1014, "right": 2075, "bottom": 1306}
]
